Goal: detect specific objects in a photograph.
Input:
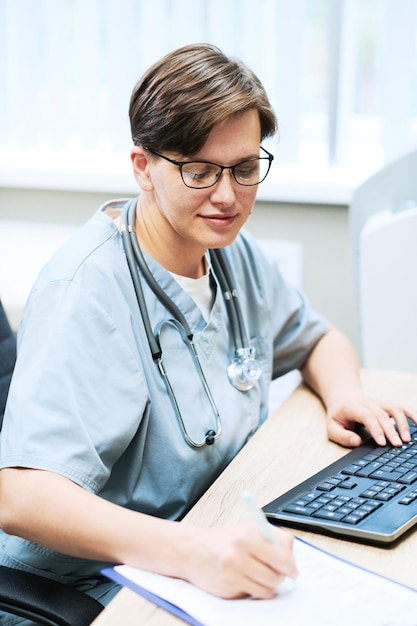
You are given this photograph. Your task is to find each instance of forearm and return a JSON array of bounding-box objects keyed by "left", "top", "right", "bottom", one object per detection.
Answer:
[
  {"left": 301, "top": 325, "right": 362, "bottom": 410},
  {"left": 0, "top": 467, "right": 298, "bottom": 599},
  {"left": 0, "top": 467, "right": 188, "bottom": 577}
]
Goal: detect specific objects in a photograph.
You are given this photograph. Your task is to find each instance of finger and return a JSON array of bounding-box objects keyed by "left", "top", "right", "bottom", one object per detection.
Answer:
[
  {"left": 327, "top": 419, "right": 364, "bottom": 448},
  {"left": 361, "top": 409, "right": 402, "bottom": 447},
  {"left": 253, "top": 540, "right": 298, "bottom": 581},
  {"left": 387, "top": 404, "right": 417, "bottom": 434},
  {"left": 242, "top": 559, "right": 285, "bottom": 599},
  {"left": 243, "top": 542, "right": 297, "bottom": 599},
  {"left": 247, "top": 528, "right": 297, "bottom": 577},
  {"left": 404, "top": 407, "right": 417, "bottom": 425},
  {"left": 384, "top": 406, "right": 412, "bottom": 442},
  {"left": 271, "top": 533, "right": 298, "bottom": 580}
]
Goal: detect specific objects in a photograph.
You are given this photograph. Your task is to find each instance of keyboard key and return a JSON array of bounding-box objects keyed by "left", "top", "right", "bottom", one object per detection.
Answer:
[
  {"left": 343, "top": 514, "right": 362, "bottom": 525},
  {"left": 327, "top": 476, "right": 343, "bottom": 485},
  {"left": 360, "top": 502, "right": 382, "bottom": 513},
  {"left": 370, "top": 469, "right": 403, "bottom": 481},
  {"left": 362, "top": 453, "right": 380, "bottom": 462},
  {"left": 360, "top": 489, "right": 378, "bottom": 499},
  {"left": 322, "top": 503, "right": 339, "bottom": 512},
  {"left": 282, "top": 504, "right": 312, "bottom": 516},
  {"left": 302, "top": 492, "right": 318, "bottom": 502},
  {"left": 398, "top": 471, "right": 417, "bottom": 485},
  {"left": 342, "top": 503, "right": 359, "bottom": 511},
  {"left": 374, "top": 492, "right": 395, "bottom": 501},
  {"left": 374, "top": 480, "right": 390, "bottom": 489},
  {"left": 316, "top": 482, "right": 336, "bottom": 491},
  {"left": 336, "top": 495, "right": 353, "bottom": 502},
  {"left": 333, "top": 498, "right": 348, "bottom": 506},
  {"left": 398, "top": 462, "right": 416, "bottom": 471},
  {"left": 352, "top": 508, "right": 370, "bottom": 520},
  {"left": 342, "top": 464, "right": 363, "bottom": 475},
  {"left": 339, "top": 480, "right": 356, "bottom": 489},
  {"left": 338, "top": 506, "right": 353, "bottom": 515},
  {"left": 315, "top": 496, "right": 336, "bottom": 505},
  {"left": 399, "top": 495, "right": 415, "bottom": 505},
  {"left": 351, "top": 497, "right": 367, "bottom": 506},
  {"left": 356, "top": 461, "right": 383, "bottom": 477},
  {"left": 312, "top": 510, "right": 345, "bottom": 521}
]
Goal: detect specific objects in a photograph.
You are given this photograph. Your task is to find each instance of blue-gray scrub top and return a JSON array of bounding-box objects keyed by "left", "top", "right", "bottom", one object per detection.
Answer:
[{"left": 0, "top": 198, "right": 328, "bottom": 587}]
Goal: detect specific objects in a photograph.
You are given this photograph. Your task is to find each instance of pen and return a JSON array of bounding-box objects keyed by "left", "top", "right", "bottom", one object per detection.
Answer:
[
  {"left": 241, "top": 490, "right": 279, "bottom": 544},
  {"left": 242, "top": 490, "right": 298, "bottom": 591}
]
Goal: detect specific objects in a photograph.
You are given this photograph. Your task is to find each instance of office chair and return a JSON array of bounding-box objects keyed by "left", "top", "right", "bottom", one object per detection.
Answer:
[{"left": 0, "top": 300, "right": 104, "bottom": 625}]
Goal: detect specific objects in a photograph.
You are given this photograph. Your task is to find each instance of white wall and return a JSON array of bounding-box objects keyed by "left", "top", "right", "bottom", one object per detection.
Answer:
[{"left": 251, "top": 200, "right": 356, "bottom": 344}]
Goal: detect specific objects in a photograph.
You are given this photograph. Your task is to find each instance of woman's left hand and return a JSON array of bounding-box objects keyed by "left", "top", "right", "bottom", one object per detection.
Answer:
[{"left": 325, "top": 391, "right": 417, "bottom": 448}]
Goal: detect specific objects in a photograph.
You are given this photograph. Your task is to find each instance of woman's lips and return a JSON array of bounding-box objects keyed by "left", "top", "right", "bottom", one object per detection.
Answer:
[{"left": 202, "top": 214, "right": 237, "bottom": 228}]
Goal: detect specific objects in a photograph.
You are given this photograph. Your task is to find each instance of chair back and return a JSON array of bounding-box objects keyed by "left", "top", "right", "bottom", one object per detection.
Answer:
[{"left": 0, "top": 301, "right": 16, "bottom": 428}]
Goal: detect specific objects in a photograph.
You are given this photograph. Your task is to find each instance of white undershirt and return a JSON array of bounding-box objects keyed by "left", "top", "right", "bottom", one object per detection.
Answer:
[
  {"left": 170, "top": 254, "right": 214, "bottom": 323},
  {"left": 111, "top": 212, "right": 214, "bottom": 323}
]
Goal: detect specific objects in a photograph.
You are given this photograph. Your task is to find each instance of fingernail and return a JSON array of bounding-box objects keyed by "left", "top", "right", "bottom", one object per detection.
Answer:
[
  {"left": 349, "top": 435, "right": 360, "bottom": 447},
  {"left": 276, "top": 577, "right": 297, "bottom": 593},
  {"left": 377, "top": 435, "right": 386, "bottom": 446}
]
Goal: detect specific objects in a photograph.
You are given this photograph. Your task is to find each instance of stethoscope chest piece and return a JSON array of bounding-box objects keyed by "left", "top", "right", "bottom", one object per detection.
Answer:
[{"left": 227, "top": 347, "right": 262, "bottom": 391}]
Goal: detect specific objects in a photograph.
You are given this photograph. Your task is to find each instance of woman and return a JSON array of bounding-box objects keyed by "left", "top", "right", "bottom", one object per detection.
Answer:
[{"left": 0, "top": 44, "right": 415, "bottom": 618}]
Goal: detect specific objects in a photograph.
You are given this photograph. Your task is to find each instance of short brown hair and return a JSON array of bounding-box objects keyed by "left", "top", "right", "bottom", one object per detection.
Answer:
[{"left": 129, "top": 43, "right": 277, "bottom": 156}]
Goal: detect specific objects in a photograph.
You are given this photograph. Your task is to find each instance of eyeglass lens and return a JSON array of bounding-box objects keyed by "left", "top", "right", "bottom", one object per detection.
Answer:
[{"left": 181, "top": 157, "right": 270, "bottom": 188}]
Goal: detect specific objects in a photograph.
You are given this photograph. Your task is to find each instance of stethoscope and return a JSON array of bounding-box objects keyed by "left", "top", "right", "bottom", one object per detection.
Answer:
[{"left": 120, "top": 198, "right": 262, "bottom": 448}]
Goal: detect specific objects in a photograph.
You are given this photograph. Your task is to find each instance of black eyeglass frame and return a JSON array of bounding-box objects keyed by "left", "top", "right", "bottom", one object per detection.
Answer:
[{"left": 144, "top": 145, "right": 274, "bottom": 189}]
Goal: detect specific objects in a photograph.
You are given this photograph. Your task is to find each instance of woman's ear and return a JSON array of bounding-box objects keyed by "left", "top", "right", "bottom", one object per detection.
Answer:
[{"left": 130, "top": 146, "right": 153, "bottom": 191}]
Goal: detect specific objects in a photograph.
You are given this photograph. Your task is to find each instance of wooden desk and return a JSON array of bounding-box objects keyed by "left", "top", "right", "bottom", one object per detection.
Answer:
[{"left": 92, "top": 370, "right": 417, "bottom": 625}]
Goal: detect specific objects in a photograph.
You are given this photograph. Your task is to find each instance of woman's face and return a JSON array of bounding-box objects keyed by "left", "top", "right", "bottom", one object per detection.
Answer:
[{"left": 132, "top": 108, "right": 263, "bottom": 275}]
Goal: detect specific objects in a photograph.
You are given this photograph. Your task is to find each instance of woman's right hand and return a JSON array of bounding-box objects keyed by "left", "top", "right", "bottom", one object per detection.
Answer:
[{"left": 179, "top": 522, "right": 298, "bottom": 599}]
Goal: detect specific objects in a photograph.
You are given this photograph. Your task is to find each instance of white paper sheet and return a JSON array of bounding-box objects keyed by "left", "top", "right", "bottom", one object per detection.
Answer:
[{"left": 106, "top": 537, "right": 417, "bottom": 626}]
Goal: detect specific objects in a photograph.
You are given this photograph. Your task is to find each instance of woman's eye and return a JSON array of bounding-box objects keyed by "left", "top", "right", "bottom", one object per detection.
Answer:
[{"left": 235, "top": 163, "right": 257, "bottom": 179}]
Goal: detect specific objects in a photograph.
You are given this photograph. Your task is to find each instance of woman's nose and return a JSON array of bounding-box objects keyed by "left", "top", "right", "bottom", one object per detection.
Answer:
[{"left": 209, "top": 169, "right": 236, "bottom": 204}]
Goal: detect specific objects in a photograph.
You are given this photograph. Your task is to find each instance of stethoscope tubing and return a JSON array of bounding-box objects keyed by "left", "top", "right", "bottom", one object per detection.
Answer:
[
  {"left": 121, "top": 207, "right": 161, "bottom": 360},
  {"left": 119, "top": 197, "right": 260, "bottom": 447},
  {"left": 209, "top": 248, "right": 247, "bottom": 351}
]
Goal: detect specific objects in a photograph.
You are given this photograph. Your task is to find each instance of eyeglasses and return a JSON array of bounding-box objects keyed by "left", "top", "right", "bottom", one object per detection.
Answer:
[{"left": 145, "top": 145, "right": 274, "bottom": 189}]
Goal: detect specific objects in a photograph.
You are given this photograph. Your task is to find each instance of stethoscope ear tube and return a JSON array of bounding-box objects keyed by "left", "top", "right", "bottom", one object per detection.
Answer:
[
  {"left": 125, "top": 199, "right": 194, "bottom": 341},
  {"left": 121, "top": 203, "right": 162, "bottom": 361}
]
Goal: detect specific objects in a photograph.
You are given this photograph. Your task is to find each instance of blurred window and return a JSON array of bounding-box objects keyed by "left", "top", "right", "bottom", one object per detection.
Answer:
[{"left": 1, "top": 0, "right": 416, "bottom": 190}]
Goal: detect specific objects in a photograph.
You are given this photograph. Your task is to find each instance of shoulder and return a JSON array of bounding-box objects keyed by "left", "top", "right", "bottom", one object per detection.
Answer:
[
  {"left": 21, "top": 202, "right": 134, "bottom": 326},
  {"left": 14, "top": 202, "right": 142, "bottom": 367},
  {"left": 37, "top": 204, "right": 123, "bottom": 285}
]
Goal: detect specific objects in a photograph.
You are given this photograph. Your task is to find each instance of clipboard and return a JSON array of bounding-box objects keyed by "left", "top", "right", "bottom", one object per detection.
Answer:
[
  {"left": 102, "top": 565, "right": 203, "bottom": 626},
  {"left": 103, "top": 536, "right": 417, "bottom": 626}
]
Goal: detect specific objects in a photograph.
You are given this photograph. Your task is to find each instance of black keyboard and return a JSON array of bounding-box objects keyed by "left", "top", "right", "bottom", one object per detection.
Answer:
[{"left": 263, "top": 420, "right": 417, "bottom": 545}]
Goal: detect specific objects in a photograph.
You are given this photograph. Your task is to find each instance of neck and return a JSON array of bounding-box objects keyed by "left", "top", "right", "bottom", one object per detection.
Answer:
[{"left": 135, "top": 201, "right": 207, "bottom": 279}]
